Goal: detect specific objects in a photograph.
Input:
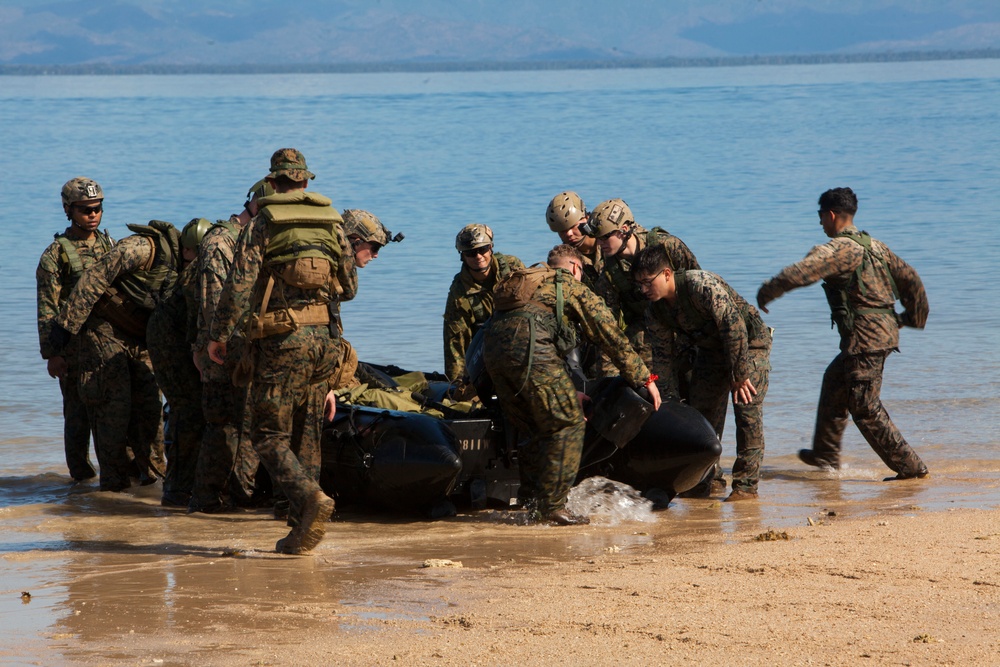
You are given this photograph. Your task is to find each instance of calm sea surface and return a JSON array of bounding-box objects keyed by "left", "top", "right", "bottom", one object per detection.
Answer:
[
  {"left": 1, "top": 59, "right": 998, "bottom": 480},
  {"left": 1, "top": 60, "right": 1000, "bottom": 664}
]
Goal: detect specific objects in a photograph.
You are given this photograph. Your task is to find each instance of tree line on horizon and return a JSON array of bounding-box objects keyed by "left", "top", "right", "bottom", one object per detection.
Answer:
[{"left": 2, "top": 49, "right": 998, "bottom": 76}]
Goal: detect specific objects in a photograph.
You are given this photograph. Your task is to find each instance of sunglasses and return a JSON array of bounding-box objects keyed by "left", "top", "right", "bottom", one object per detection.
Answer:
[
  {"left": 462, "top": 246, "right": 491, "bottom": 257},
  {"left": 73, "top": 203, "right": 103, "bottom": 215}
]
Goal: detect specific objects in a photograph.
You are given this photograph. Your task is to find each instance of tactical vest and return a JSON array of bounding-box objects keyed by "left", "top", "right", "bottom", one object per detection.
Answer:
[
  {"left": 114, "top": 220, "right": 182, "bottom": 311},
  {"left": 249, "top": 192, "right": 344, "bottom": 339},
  {"left": 492, "top": 265, "right": 578, "bottom": 393},
  {"left": 667, "top": 271, "right": 764, "bottom": 350},
  {"left": 602, "top": 227, "right": 672, "bottom": 326},
  {"left": 821, "top": 231, "right": 899, "bottom": 339},
  {"left": 54, "top": 229, "right": 113, "bottom": 290}
]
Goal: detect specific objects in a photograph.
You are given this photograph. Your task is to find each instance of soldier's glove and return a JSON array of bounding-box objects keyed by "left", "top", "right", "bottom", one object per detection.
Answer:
[{"left": 47, "top": 324, "right": 72, "bottom": 356}]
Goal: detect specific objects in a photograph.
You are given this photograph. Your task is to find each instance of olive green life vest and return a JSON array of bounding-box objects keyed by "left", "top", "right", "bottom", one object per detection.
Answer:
[
  {"left": 668, "top": 270, "right": 764, "bottom": 350},
  {"left": 114, "top": 220, "right": 182, "bottom": 312},
  {"left": 493, "top": 265, "right": 578, "bottom": 394},
  {"left": 602, "top": 227, "right": 673, "bottom": 326},
  {"left": 54, "top": 229, "right": 113, "bottom": 288},
  {"left": 821, "top": 231, "right": 899, "bottom": 338},
  {"left": 259, "top": 192, "right": 343, "bottom": 270}
]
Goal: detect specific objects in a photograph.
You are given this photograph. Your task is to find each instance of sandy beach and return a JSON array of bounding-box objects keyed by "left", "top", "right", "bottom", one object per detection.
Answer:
[{"left": 2, "top": 470, "right": 998, "bottom": 667}]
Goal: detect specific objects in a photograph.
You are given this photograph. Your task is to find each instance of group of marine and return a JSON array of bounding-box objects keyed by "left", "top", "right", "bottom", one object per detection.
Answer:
[{"left": 37, "top": 147, "right": 930, "bottom": 554}]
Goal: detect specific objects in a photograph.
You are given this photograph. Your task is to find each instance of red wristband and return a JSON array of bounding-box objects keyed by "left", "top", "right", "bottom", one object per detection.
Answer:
[{"left": 644, "top": 374, "right": 658, "bottom": 387}]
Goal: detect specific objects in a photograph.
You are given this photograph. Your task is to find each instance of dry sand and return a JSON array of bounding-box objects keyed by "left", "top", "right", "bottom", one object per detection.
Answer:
[{"left": 4, "top": 486, "right": 998, "bottom": 666}]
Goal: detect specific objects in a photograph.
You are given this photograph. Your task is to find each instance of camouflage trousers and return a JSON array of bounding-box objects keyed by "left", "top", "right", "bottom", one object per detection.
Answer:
[
  {"left": 689, "top": 344, "right": 770, "bottom": 493},
  {"left": 148, "top": 311, "right": 204, "bottom": 499},
  {"left": 812, "top": 351, "right": 927, "bottom": 476},
  {"left": 191, "top": 379, "right": 259, "bottom": 509},
  {"left": 59, "top": 367, "right": 96, "bottom": 480},
  {"left": 249, "top": 326, "right": 339, "bottom": 522},
  {"left": 491, "top": 361, "right": 585, "bottom": 514},
  {"left": 76, "top": 324, "right": 165, "bottom": 491}
]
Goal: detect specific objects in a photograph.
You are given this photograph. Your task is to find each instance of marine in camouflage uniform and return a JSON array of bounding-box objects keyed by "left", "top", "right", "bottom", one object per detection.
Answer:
[
  {"left": 544, "top": 191, "right": 604, "bottom": 288},
  {"left": 635, "top": 245, "right": 771, "bottom": 500},
  {"left": 589, "top": 199, "right": 700, "bottom": 383},
  {"left": 36, "top": 177, "right": 114, "bottom": 481},
  {"left": 52, "top": 221, "right": 181, "bottom": 492},
  {"left": 483, "top": 245, "right": 661, "bottom": 524},
  {"left": 190, "top": 187, "right": 275, "bottom": 514},
  {"left": 545, "top": 191, "right": 605, "bottom": 377},
  {"left": 209, "top": 149, "right": 355, "bottom": 554},
  {"left": 148, "top": 219, "right": 211, "bottom": 507},
  {"left": 757, "top": 187, "right": 929, "bottom": 480},
  {"left": 443, "top": 223, "right": 524, "bottom": 382}
]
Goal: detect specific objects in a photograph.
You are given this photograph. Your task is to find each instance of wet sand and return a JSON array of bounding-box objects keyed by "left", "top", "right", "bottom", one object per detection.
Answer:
[{"left": 2, "top": 460, "right": 999, "bottom": 666}]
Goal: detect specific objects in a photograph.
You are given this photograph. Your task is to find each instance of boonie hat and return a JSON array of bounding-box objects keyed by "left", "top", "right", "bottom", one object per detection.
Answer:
[{"left": 268, "top": 148, "right": 315, "bottom": 182}]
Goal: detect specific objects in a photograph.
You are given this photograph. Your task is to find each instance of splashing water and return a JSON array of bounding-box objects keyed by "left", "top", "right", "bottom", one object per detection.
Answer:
[{"left": 566, "top": 477, "right": 657, "bottom": 525}]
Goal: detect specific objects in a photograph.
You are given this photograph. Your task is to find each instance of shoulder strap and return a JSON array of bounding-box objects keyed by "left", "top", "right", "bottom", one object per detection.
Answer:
[{"left": 54, "top": 235, "right": 84, "bottom": 277}]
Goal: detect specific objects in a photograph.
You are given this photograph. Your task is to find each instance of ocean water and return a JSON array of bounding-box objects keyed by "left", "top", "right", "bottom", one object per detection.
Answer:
[
  {"left": 1, "top": 59, "right": 997, "bottom": 478},
  {"left": 1, "top": 59, "right": 999, "bottom": 665}
]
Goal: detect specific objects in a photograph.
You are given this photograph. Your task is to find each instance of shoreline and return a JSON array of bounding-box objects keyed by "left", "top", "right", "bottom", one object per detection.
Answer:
[{"left": 1, "top": 477, "right": 998, "bottom": 665}]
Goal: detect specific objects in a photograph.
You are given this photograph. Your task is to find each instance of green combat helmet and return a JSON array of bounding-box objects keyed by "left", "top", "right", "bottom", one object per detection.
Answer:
[
  {"left": 342, "top": 209, "right": 402, "bottom": 247},
  {"left": 546, "top": 191, "right": 586, "bottom": 233},
  {"left": 588, "top": 198, "right": 634, "bottom": 238},
  {"left": 246, "top": 178, "right": 275, "bottom": 206},
  {"left": 455, "top": 223, "right": 493, "bottom": 253},
  {"left": 61, "top": 177, "right": 104, "bottom": 206},
  {"left": 181, "top": 218, "right": 213, "bottom": 249}
]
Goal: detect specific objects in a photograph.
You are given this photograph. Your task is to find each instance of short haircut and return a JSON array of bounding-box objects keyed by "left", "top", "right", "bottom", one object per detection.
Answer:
[
  {"left": 818, "top": 187, "right": 858, "bottom": 215},
  {"left": 632, "top": 243, "right": 673, "bottom": 279},
  {"left": 268, "top": 174, "right": 300, "bottom": 190},
  {"left": 547, "top": 243, "right": 584, "bottom": 267}
]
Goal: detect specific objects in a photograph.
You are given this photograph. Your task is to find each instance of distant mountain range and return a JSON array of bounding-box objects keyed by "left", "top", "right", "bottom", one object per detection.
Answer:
[{"left": 1, "top": 0, "right": 999, "bottom": 68}]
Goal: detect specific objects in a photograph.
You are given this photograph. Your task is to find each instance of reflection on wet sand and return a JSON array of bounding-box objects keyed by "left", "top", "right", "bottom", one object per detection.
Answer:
[{"left": 1, "top": 458, "right": 998, "bottom": 665}]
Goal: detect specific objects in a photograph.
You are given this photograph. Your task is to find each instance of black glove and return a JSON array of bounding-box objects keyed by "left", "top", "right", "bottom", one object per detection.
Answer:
[{"left": 47, "top": 324, "right": 72, "bottom": 355}]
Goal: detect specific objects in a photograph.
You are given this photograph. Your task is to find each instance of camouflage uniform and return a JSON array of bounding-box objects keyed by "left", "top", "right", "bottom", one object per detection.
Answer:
[
  {"left": 647, "top": 270, "right": 771, "bottom": 493},
  {"left": 36, "top": 228, "right": 113, "bottom": 480},
  {"left": 190, "top": 218, "right": 259, "bottom": 510},
  {"left": 55, "top": 233, "right": 173, "bottom": 491},
  {"left": 210, "top": 191, "right": 356, "bottom": 526},
  {"left": 758, "top": 225, "right": 929, "bottom": 475},
  {"left": 442, "top": 252, "right": 524, "bottom": 381},
  {"left": 597, "top": 226, "right": 700, "bottom": 377},
  {"left": 147, "top": 261, "right": 203, "bottom": 503},
  {"left": 484, "top": 266, "right": 651, "bottom": 514}
]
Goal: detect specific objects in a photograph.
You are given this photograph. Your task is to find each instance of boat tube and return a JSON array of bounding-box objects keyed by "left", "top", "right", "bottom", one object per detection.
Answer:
[{"left": 321, "top": 363, "right": 721, "bottom": 516}]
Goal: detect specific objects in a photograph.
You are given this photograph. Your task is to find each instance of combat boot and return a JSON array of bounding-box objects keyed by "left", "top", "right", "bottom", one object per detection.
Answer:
[
  {"left": 798, "top": 449, "right": 839, "bottom": 470},
  {"left": 276, "top": 490, "right": 335, "bottom": 554},
  {"left": 883, "top": 467, "right": 928, "bottom": 482},
  {"left": 724, "top": 488, "right": 759, "bottom": 502},
  {"left": 545, "top": 509, "right": 590, "bottom": 526}
]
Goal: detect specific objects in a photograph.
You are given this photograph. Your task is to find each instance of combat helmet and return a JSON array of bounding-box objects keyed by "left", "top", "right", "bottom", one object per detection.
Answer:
[
  {"left": 545, "top": 191, "right": 586, "bottom": 232},
  {"left": 245, "top": 178, "right": 275, "bottom": 207},
  {"left": 61, "top": 177, "right": 104, "bottom": 206},
  {"left": 342, "top": 209, "right": 390, "bottom": 246},
  {"left": 455, "top": 224, "right": 493, "bottom": 253},
  {"left": 181, "top": 218, "right": 213, "bottom": 249},
  {"left": 588, "top": 198, "right": 634, "bottom": 238}
]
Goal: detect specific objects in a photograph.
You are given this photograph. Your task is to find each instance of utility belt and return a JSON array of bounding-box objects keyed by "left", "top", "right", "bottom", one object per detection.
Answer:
[
  {"left": 248, "top": 303, "right": 331, "bottom": 340},
  {"left": 93, "top": 286, "right": 150, "bottom": 341}
]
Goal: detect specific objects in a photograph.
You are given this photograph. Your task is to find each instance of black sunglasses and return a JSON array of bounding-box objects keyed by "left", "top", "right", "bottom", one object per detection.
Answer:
[{"left": 73, "top": 203, "right": 103, "bottom": 215}]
